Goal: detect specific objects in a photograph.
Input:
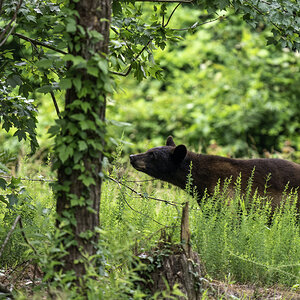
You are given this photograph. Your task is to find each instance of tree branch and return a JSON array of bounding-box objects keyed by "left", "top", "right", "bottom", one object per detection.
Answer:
[
  {"left": 111, "top": 39, "right": 152, "bottom": 77},
  {"left": 163, "top": 3, "right": 181, "bottom": 28},
  {"left": 111, "top": 2, "right": 187, "bottom": 77},
  {"left": 0, "top": 0, "right": 23, "bottom": 43},
  {"left": 0, "top": 24, "right": 16, "bottom": 47},
  {"left": 50, "top": 90, "right": 61, "bottom": 119},
  {"left": 171, "top": 16, "right": 223, "bottom": 31},
  {"left": 12, "top": 32, "right": 67, "bottom": 55},
  {"left": 108, "top": 176, "right": 180, "bottom": 206},
  {"left": 111, "top": 176, "right": 166, "bottom": 226}
]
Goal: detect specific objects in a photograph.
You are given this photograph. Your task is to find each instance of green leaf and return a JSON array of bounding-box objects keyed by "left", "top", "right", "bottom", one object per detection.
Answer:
[
  {"left": 89, "top": 30, "right": 104, "bottom": 41},
  {"left": 60, "top": 78, "right": 72, "bottom": 89},
  {"left": 78, "top": 140, "right": 87, "bottom": 151},
  {"left": 36, "top": 59, "right": 53, "bottom": 69},
  {"left": 48, "top": 125, "right": 60, "bottom": 137},
  {"left": 78, "top": 174, "right": 95, "bottom": 187},
  {"left": 73, "top": 76, "right": 82, "bottom": 92},
  {"left": 14, "top": 130, "right": 27, "bottom": 142},
  {"left": 98, "top": 60, "right": 108, "bottom": 74},
  {"left": 66, "top": 18, "right": 77, "bottom": 33},
  {"left": 87, "top": 66, "right": 99, "bottom": 77},
  {"left": 37, "top": 85, "right": 53, "bottom": 94},
  {"left": 57, "top": 144, "right": 73, "bottom": 163}
]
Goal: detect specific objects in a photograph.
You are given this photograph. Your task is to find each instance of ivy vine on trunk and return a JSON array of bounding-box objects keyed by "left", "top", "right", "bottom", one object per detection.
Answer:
[{"left": 54, "top": 0, "right": 112, "bottom": 279}]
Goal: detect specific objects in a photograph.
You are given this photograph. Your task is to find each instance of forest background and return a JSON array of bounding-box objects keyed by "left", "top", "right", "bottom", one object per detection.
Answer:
[{"left": 0, "top": 0, "right": 300, "bottom": 298}]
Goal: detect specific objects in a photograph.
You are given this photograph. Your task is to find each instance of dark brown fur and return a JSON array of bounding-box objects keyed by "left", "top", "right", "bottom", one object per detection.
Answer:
[{"left": 130, "top": 136, "right": 300, "bottom": 211}]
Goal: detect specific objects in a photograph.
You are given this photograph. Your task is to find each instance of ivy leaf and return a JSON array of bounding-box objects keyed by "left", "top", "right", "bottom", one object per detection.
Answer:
[
  {"left": 78, "top": 174, "right": 96, "bottom": 187},
  {"left": 78, "top": 141, "right": 87, "bottom": 151},
  {"left": 87, "top": 66, "right": 99, "bottom": 77},
  {"left": 66, "top": 17, "right": 77, "bottom": 33}
]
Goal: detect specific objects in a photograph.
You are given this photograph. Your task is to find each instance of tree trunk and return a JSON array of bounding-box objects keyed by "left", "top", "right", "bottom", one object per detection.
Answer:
[{"left": 55, "top": 0, "right": 111, "bottom": 278}]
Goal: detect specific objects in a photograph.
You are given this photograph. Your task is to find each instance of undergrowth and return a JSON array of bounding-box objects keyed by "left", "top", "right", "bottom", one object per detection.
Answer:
[{"left": 0, "top": 151, "right": 299, "bottom": 298}]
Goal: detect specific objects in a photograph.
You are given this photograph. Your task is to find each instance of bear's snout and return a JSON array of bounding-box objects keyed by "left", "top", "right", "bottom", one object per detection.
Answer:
[{"left": 130, "top": 154, "right": 147, "bottom": 171}]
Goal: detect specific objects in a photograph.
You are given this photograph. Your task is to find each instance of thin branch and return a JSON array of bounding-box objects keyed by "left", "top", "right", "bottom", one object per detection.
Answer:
[
  {"left": 0, "top": 215, "right": 21, "bottom": 260},
  {"left": 108, "top": 176, "right": 180, "bottom": 206},
  {"left": 111, "top": 1, "right": 186, "bottom": 77},
  {"left": 248, "top": 3, "right": 282, "bottom": 32},
  {"left": 0, "top": 24, "right": 16, "bottom": 47},
  {"left": 112, "top": 176, "right": 166, "bottom": 226},
  {"left": 163, "top": 3, "right": 181, "bottom": 28},
  {"left": 0, "top": 0, "right": 23, "bottom": 42},
  {"left": 0, "top": 175, "right": 56, "bottom": 182},
  {"left": 110, "top": 65, "right": 132, "bottom": 77},
  {"left": 12, "top": 32, "right": 67, "bottom": 55},
  {"left": 111, "top": 39, "right": 152, "bottom": 77},
  {"left": 50, "top": 90, "right": 61, "bottom": 119},
  {"left": 171, "top": 16, "right": 222, "bottom": 31}
]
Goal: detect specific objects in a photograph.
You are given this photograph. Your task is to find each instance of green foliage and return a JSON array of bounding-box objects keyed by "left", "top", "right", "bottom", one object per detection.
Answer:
[
  {"left": 109, "top": 11, "right": 300, "bottom": 158},
  {"left": 0, "top": 177, "right": 54, "bottom": 266},
  {"left": 197, "top": 0, "right": 300, "bottom": 51},
  {"left": 191, "top": 179, "right": 300, "bottom": 286},
  {"left": 0, "top": 152, "right": 299, "bottom": 297},
  {"left": 1, "top": 0, "right": 300, "bottom": 296}
]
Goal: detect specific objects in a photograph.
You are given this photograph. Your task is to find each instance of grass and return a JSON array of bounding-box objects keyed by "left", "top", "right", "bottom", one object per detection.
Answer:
[
  {"left": 0, "top": 156, "right": 299, "bottom": 298},
  {"left": 101, "top": 167, "right": 300, "bottom": 289}
]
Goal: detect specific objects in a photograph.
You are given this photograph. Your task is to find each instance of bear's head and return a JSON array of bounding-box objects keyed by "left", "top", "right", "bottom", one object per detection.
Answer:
[{"left": 130, "top": 136, "right": 187, "bottom": 180}]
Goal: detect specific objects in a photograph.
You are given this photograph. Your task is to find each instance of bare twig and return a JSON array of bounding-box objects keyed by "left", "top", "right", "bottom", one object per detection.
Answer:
[{"left": 0, "top": 215, "right": 21, "bottom": 260}]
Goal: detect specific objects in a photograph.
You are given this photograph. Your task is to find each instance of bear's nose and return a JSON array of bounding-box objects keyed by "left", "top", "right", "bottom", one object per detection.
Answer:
[{"left": 129, "top": 155, "right": 135, "bottom": 163}]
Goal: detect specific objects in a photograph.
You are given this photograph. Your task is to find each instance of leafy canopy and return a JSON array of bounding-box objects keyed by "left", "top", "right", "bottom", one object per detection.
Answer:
[{"left": 0, "top": 0, "right": 299, "bottom": 152}]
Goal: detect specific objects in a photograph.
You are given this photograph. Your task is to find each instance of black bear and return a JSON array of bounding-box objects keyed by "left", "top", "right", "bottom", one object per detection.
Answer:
[{"left": 130, "top": 136, "right": 300, "bottom": 211}]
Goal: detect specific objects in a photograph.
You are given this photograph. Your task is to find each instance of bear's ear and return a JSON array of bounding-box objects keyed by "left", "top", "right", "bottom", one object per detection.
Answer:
[
  {"left": 172, "top": 145, "right": 187, "bottom": 162},
  {"left": 166, "top": 136, "right": 176, "bottom": 147}
]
